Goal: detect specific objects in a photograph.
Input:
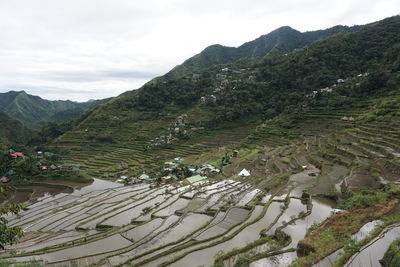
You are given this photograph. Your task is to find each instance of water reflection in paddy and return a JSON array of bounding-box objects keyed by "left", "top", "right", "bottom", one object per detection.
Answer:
[{"left": 348, "top": 226, "right": 400, "bottom": 267}]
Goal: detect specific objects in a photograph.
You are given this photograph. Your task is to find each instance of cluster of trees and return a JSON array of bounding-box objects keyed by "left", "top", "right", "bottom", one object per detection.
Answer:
[{"left": 0, "top": 183, "right": 26, "bottom": 249}]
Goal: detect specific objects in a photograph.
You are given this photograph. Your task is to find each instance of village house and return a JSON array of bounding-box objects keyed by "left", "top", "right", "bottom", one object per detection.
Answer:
[
  {"left": 60, "top": 163, "right": 79, "bottom": 171},
  {"left": 6, "top": 170, "right": 16, "bottom": 176},
  {"left": 341, "top": 116, "right": 356, "bottom": 121},
  {"left": 50, "top": 164, "right": 58, "bottom": 170},
  {"left": 160, "top": 175, "right": 178, "bottom": 183},
  {"left": 199, "top": 164, "right": 220, "bottom": 175},
  {"left": 320, "top": 87, "right": 333, "bottom": 93},
  {"left": 34, "top": 151, "right": 44, "bottom": 160},
  {"left": 238, "top": 169, "right": 251, "bottom": 177},
  {"left": 210, "top": 95, "right": 217, "bottom": 103},
  {"left": 183, "top": 175, "right": 207, "bottom": 185},
  {"left": 10, "top": 152, "right": 28, "bottom": 160}
]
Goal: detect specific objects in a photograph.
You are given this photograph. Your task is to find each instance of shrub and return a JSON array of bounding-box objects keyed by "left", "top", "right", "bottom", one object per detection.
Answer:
[{"left": 338, "top": 190, "right": 380, "bottom": 210}]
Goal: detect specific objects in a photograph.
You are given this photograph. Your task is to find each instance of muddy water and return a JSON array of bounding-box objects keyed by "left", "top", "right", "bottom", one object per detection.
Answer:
[
  {"left": 19, "top": 230, "right": 98, "bottom": 253},
  {"left": 111, "top": 214, "right": 213, "bottom": 266},
  {"left": 139, "top": 207, "right": 263, "bottom": 267},
  {"left": 12, "top": 234, "right": 132, "bottom": 264},
  {"left": 250, "top": 252, "right": 296, "bottom": 267},
  {"left": 0, "top": 184, "right": 73, "bottom": 205},
  {"left": 101, "top": 194, "right": 168, "bottom": 226},
  {"left": 197, "top": 181, "right": 239, "bottom": 199},
  {"left": 153, "top": 213, "right": 212, "bottom": 246},
  {"left": 70, "top": 178, "right": 122, "bottom": 196},
  {"left": 211, "top": 188, "right": 246, "bottom": 210},
  {"left": 261, "top": 194, "right": 272, "bottom": 204},
  {"left": 252, "top": 197, "right": 335, "bottom": 267},
  {"left": 351, "top": 220, "right": 383, "bottom": 241},
  {"left": 313, "top": 248, "right": 344, "bottom": 267},
  {"left": 154, "top": 198, "right": 190, "bottom": 217},
  {"left": 197, "top": 189, "right": 237, "bottom": 212},
  {"left": 348, "top": 226, "right": 400, "bottom": 267},
  {"left": 107, "top": 215, "right": 181, "bottom": 265},
  {"left": 170, "top": 204, "right": 281, "bottom": 267},
  {"left": 267, "top": 199, "right": 307, "bottom": 235},
  {"left": 193, "top": 211, "right": 226, "bottom": 239},
  {"left": 195, "top": 207, "right": 250, "bottom": 241},
  {"left": 7, "top": 179, "right": 122, "bottom": 225},
  {"left": 237, "top": 189, "right": 262, "bottom": 207},
  {"left": 123, "top": 218, "right": 164, "bottom": 241}
]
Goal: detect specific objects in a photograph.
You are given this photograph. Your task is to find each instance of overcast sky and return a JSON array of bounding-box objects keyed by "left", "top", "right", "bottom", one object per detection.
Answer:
[{"left": 0, "top": 0, "right": 398, "bottom": 102}]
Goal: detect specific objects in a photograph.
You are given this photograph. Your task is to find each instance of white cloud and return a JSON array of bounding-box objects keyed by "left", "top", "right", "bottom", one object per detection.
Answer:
[{"left": 0, "top": 0, "right": 398, "bottom": 101}]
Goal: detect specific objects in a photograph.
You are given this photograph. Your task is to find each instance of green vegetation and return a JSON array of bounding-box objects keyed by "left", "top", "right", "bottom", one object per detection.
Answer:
[
  {"left": 2, "top": 16, "right": 400, "bottom": 267},
  {"left": 0, "top": 184, "right": 27, "bottom": 249},
  {"left": 164, "top": 24, "right": 360, "bottom": 80},
  {"left": 292, "top": 185, "right": 400, "bottom": 266},
  {"left": 381, "top": 239, "right": 400, "bottom": 267},
  {"left": 0, "top": 112, "right": 34, "bottom": 145},
  {"left": 337, "top": 190, "right": 381, "bottom": 210},
  {"left": 0, "top": 90, "right": 111, "bottom": 128}
]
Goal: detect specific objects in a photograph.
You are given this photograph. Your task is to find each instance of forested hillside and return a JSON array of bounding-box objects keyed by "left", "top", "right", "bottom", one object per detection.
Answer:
[
  {"left": 164, "top": 24, "right": 360, "bottom": 80},
  {"left": 0, "top": 111, "right": 34, "bottom": 144},
  {"left": 0, "top": 90, "right": 111, "bottom": 128},
  {"left": 42, "top": 16, "right": 400, "bottom": 179}
]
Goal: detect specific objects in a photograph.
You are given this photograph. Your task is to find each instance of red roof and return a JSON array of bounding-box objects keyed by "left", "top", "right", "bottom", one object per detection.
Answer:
[{"left": 11, "top": 152, "right": 28, "bottom": 159}]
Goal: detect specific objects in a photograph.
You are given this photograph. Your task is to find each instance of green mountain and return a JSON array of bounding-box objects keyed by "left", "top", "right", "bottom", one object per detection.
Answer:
[
  {"left": 0, "top": 91, "right": 111, "bottom": 128},
  {"left": 0, "top": 111, "right": 34, "bottom": 144},
  {"left": 164, "top": 24, "right": 360, "bottom": 79},
  {"left": 43, "top": 15, "right": 400, "bottom": 180}
]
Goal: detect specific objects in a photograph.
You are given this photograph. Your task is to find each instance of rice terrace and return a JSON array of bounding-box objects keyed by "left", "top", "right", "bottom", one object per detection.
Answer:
[{"left": 1, "top": 3, "right": 400, "bottom": 267}]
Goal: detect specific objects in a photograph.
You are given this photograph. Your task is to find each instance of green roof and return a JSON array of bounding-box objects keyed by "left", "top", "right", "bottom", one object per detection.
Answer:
[
  {"left": 6, "top": 170, "right": 16, "bottom": 176},
  {"left": 62, "top": 163, "right": 76, "bottom": 167},
  {"left": 139, "top": 174, "right": 150, "bottom": 180},
  {"left": 185, "top": 175, "right": 206, "bottom": 184},
  {"left": 143, "top": 177, "right": 158, "bottom": 182}
]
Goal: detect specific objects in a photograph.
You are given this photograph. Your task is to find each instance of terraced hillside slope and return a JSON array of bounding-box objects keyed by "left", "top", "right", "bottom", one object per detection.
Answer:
[
  {"left": 2, "top": 101, "right": 400, "bottom": 266},
  {"left": 47, "top": 16, "right": 400, "bottom": 180},
  {"left": 4, "top": 16, "right": 400, "bottom": 266}
]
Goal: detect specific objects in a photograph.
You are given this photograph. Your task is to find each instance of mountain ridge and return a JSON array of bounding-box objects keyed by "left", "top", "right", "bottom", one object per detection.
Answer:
[
  {"left": 0, "top": 90, "right": 112, "bottom": 128},
  {"left": 163, "top": 24, "right": 361, "bottom": 80},
  {"left": 40, "top": 15, "right": 400, "bottom": 180}
]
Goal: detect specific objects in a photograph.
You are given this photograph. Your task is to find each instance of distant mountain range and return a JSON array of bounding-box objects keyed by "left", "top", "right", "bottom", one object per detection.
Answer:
[
  {"left": 0, "top": 91, "right": 111, "bottom": 128},
  {"left": 164, "top": 24, "right": 361, "bottom": 79}
]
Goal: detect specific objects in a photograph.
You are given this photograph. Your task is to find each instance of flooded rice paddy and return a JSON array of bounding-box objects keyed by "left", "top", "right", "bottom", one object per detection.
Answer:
[{"left": 1, "top": 177, "right": 342, "bottom": 267}]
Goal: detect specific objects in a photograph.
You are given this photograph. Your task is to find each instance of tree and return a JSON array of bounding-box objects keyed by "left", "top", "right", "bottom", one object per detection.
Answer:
[{"left": 0, "top": 184, "right": 26, "bottom": 249}]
